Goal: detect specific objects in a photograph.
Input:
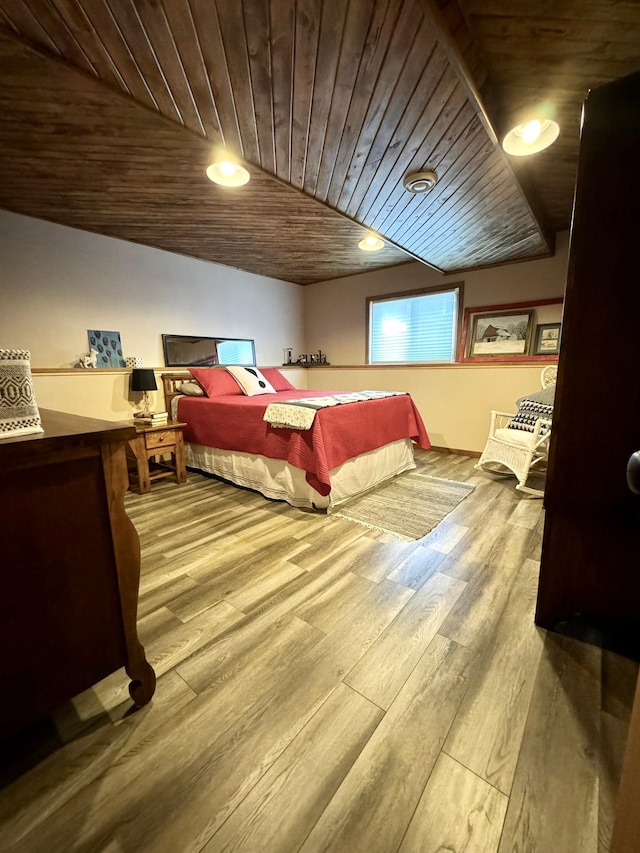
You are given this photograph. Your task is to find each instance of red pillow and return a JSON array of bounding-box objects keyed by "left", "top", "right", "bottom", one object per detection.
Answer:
[
  {"left": 188, "top": 367, "right": 243, "bottom": 397},
  {"left": 259, "top": 367, "right": 296, "bottom": 391}
]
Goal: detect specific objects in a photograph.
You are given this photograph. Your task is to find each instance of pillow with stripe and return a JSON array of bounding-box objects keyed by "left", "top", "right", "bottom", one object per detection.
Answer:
[{"left": 507, "top": 398, "right": 553, "bottom": 434}]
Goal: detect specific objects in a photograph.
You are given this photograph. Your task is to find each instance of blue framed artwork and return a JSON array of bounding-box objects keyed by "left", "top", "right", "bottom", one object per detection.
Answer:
[{"left": 87, "top": 330, "right": 126, "bottom": 368}]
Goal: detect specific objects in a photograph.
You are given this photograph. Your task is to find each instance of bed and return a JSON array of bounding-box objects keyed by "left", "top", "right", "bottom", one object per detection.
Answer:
[{"left": 162, "top": 369, "right": 430, "bottom": 509}]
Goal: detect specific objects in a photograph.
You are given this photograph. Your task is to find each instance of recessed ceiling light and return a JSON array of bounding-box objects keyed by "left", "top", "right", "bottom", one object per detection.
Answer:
[
  {"left": 358, "top": 234, "right": 385, "bottom": 251},
  {"left": 403, "top": 169, "right": 438, "bottom": 194},
  {"left": 502, "top": 119, "right": 560, "bottom": 156},
  {"left": 206, "top": 159, "right": 250, "bottom": 187}
]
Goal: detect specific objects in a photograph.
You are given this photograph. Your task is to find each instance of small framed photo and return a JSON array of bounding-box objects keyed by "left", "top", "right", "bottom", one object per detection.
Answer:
[
  {"left": 532, "top": 323, "right": 561, "bottom": 356},
  {"left": 464, "top": 308, "right": 534, "bottom": 359}
]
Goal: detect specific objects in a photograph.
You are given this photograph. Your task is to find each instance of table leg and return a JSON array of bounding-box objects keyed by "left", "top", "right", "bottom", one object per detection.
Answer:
[
  {"left": 174, "top": 431, "right": 187, "bottom": 484},
  {"left": 128, "top": 434, "right": 151, "bottom": 494}
]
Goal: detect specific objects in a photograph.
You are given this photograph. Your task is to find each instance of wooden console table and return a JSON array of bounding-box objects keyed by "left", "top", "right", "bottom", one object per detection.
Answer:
[
  {"left": 0, "top": 410, "right": 156, "bottom": 741},
  {"left": 126, "top": 420, "right": 187, "bottom": 494}
]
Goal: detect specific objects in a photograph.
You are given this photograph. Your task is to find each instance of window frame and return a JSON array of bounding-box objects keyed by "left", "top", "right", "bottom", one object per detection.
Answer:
[{"left": 366, "top": 282, "right": 464, "bottom": 366}]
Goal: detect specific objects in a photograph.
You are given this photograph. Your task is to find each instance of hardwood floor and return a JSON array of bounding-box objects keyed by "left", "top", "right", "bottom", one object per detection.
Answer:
[{"left": 1, "top": 450, "right": 636, "bottom": 852}]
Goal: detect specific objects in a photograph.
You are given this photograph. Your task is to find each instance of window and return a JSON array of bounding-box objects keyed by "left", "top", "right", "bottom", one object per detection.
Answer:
[{"left": 367, "top": 284, "right": 462, "bottom": 364}]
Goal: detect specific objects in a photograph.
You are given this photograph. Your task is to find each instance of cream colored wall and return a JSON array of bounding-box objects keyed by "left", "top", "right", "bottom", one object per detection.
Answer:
[
  {"left": 1, "top": 211, "right": 305, "bottom": 420},
  {"left": 303, "top": 231, "right": 568, "bottom": 365},
  {"left": 2, "top": 209, "right": 567, "bottom": 448},
  {"left": 30, "top": 366, "right": 308, "bottom": 422},
  {"left": 302, "top": 233, "right": 568, "bottom": 452},
  {"left": 32, "top": 371, "right": 143, "bottom": 422},
  {"left": 305, "top": 364, "right": 551, "bottom": 452}
]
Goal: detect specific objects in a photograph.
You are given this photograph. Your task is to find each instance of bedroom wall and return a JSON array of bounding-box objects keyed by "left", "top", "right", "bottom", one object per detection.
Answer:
[
  {"left": 304, "top": 231, "right": 568, "bottom": 365},
  {"left": 0, "top": 210, "right": 305, "bottom": 419},
  {"left": 1, "top": 210, "right": 568, "bottom": 450},
  {"left": 303, "top": 232, "right": 568, "bottom": 452}
]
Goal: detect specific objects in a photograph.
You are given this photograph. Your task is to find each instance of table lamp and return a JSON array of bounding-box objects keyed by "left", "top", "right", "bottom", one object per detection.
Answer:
[{"left": 131, "top": 368, "right": 157, "bottom": 415}]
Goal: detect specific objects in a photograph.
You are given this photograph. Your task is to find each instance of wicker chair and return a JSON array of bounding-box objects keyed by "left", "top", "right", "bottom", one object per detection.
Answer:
[
  {"left": 474, "top": 366, "right": 556, "bottom": 497},
  {"left": 541, "top": 364, "right": 557, "bottom": 388}
]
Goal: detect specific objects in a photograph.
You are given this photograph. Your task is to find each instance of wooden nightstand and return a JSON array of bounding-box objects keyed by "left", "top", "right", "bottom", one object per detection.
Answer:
[{"left": 126, "top": 420, "right": 187, "bottom": 494}]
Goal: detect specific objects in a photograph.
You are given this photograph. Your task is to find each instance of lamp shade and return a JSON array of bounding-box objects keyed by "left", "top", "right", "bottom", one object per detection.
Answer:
[{"left": 130, "top": 368, "right": 157, "bottom": 392}]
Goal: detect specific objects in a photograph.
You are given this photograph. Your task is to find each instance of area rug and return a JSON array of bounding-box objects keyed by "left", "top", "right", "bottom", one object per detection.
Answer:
[{"left": 331, "top": 471, "right": 475, "bottom": 541}]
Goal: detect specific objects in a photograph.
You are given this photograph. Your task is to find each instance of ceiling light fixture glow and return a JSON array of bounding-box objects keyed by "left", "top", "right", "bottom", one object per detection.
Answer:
[
  {"left": 403, "top": 169, "right": 438, "bottom": 194},
  {"left": 206, "top": 159, "right": 250, "bottom": 187},
  {"left": 358, "top": 234, "right": 385, "bottom": 252},
  {"left": 502, "top": 119, "right": 559, "bottom": 156}
]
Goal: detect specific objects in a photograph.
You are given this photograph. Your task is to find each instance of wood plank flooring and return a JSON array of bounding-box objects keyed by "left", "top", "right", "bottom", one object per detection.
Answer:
[{"left": 0, "top": 450, "right": 636, "bottom": 853}]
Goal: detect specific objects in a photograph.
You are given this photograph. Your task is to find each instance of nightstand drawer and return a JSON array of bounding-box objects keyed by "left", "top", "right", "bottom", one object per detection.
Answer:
[{"left": 145, "top": 429, "right": 175, "bottom": 450}]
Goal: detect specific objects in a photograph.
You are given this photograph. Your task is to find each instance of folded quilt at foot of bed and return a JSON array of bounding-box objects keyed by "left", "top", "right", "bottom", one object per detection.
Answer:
[{"left": 264, "top": 390, "right": 408, "bottom": 430}]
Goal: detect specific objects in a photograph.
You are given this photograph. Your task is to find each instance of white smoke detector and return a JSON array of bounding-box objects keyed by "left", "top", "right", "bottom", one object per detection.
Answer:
[{"left": 402, "top": 169, "right": 438, "bottom": 194}]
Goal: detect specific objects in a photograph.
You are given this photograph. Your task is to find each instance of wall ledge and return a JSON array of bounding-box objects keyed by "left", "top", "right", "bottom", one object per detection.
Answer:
[{"left": 32, "top": 360, "right": 558, "bottom": 375}]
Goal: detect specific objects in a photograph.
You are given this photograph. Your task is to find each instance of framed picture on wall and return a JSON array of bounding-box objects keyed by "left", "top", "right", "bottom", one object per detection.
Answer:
[
  {"left": 87, "top": 330, "right": 126, "bottom": 368},
  {"left": 532, "top": 322, "right": 561, "bottom": 355},
  {"left": 465, "top": 308, "right": 534, "bottom": 359},
  {"left": 458, "top": 298, "right": 563, "bottom": 363}
]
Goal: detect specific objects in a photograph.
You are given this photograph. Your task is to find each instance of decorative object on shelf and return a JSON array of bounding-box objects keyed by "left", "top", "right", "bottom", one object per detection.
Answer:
[
  {"left": 295, "top": 350, "right": 329, "bottom": 366},
  {"left": 531, "top": 323, "right": 561, "bottom": 356},
  {"left": 0, "top": 348, "right": 44, "bottom": 439},
  {"left": 131, "top": 368, "right": 157, "bottom": 415},
  {"left": 458, "top": 299, "right": 563, "bottom": 363},
  {"left": 126, "top": 356, "right": 143, "bottom": 368},
  {"left": 283, "top": 347, "right": 293, "bottom": 365},
  {"left": 77, "top": 349, "right": 98, "bottom": 368},
  {"left": 87, "top": 329, "right": 126, "bottom": 368}
]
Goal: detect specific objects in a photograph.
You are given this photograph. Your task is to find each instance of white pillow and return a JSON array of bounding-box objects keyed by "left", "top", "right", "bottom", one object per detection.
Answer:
[
  {"left": 178, "top": 380, "right": 205, "bottom": 396},
  {"left": 225, "top": 365, "right": 276, "bottom": 396}
]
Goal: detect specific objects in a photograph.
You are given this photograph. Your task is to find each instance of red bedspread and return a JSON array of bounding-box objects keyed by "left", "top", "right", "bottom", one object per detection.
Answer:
[{"left": 178, "top": 390, "right": 430, "bottom": 496}]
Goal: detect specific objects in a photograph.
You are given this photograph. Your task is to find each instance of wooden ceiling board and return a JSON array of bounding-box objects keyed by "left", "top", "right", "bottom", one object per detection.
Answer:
[
  {"left": 313, "top": 0, "right": 403, "bottom": 203},
  {"left": 25, "top": 0, "right": 640, "bottom": 283},
  {"left": 297, "top": 0, "right": 384, "bottom": 204},
  {"left": 323, "top": 0, "right": 434, "bottom": 209},
  {"left": 379, "top": 110, "right": 485, "bottom": 233},
  {"left": 408, "top": 155, "right": 510, "bottom": 256},
  {"left": 0, "top": 29, "right": 411, "bottom": 285},
  {"left": 456, "top": 0, "right": 640, "bottom": 231},
  {"left": 344, "top": 49, "right": 456, "bottom": 222}
]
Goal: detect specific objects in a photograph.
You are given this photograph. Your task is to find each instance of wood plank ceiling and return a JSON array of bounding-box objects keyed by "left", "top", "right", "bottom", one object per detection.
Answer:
[
  {"left": 454, "top": 0, "right": 640, "bottom": 234},
  {"left": 0, "top": 1, "right": 638, "bottom": 284}
]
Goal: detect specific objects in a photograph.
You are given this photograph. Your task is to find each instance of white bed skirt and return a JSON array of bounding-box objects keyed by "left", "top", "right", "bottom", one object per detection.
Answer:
[{"left": 183, "top": 438, "right": 416, "bottom": 509}]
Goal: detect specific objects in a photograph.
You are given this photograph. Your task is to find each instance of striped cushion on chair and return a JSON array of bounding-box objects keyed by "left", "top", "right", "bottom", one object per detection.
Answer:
[{"left": 507, "top": 398, "right": 553, "bottom": 434}]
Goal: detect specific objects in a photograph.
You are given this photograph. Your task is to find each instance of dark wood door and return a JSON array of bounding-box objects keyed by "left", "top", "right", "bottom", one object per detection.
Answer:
[{"left": 535, "top": 71, "right": 640, "bottom": 658}]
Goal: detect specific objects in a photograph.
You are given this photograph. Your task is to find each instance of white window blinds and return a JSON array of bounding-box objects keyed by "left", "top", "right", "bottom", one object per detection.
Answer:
[{"left": 369, "top": 289, "right": 459, "bottom": 364}]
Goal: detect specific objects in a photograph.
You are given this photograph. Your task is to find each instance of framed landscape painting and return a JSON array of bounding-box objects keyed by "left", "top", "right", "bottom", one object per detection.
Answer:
[
  {"left": 458, "top": 298, "right": 563, "bottom": 363},
  {"left": 465, "top": 308, "right": 534, "bottom": 358}
]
